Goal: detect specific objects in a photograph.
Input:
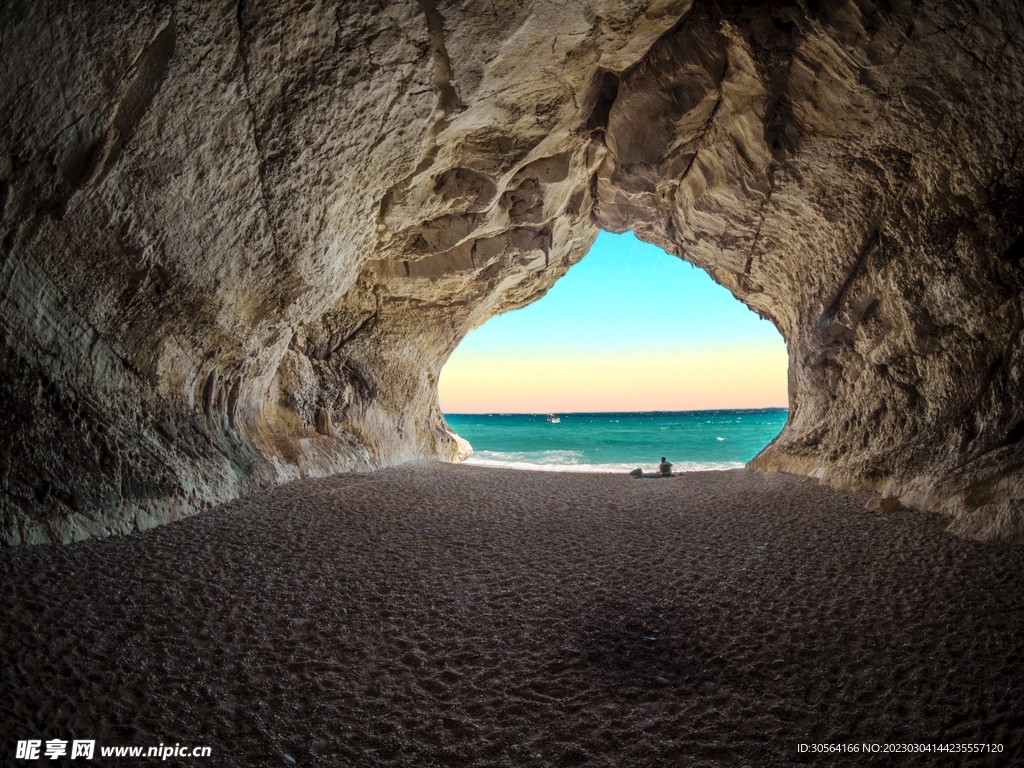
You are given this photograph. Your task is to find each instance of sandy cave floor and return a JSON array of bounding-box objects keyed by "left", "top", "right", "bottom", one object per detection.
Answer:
[{"left": 2, "top": 464, "right": 1023, "bottom": 767}]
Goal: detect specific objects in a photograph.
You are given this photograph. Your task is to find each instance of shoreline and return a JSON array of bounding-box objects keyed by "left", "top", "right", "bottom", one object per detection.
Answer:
[
  {"left": 2, "top": 463, "right": 1022, "bottom": 766},
  {"left": 460, "top": 457, "right": 746, "bottom": 474}
]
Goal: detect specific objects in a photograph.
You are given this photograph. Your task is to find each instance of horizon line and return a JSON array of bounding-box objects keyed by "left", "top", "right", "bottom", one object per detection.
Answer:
[{"left": 443, "top": 405, "right": 790, "bottom": 416}]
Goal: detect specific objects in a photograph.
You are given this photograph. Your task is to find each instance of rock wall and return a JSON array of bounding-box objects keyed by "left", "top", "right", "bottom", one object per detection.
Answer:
[{"left": 1, "top": 0, "right": 1023, "bottom": 543}]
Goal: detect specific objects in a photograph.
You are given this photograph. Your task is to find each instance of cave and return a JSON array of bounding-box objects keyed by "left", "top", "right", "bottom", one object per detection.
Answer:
[{"left": 2, "top": 0, "right": 1024, "bottom": 545}]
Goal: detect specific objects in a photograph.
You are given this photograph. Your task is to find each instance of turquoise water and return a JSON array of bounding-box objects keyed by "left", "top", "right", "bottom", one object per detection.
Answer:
[{"left": 444, "top": 408, "right": 788, "bottom": 473}]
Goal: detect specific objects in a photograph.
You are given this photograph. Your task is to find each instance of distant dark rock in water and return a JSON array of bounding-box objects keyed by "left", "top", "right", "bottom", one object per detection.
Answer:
[{"left": 1, "top": 1, "right": 1023, "bottom": 543}]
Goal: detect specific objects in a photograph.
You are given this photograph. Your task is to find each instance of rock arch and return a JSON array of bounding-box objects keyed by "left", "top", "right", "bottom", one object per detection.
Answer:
[{"left": 2, "top": 0, "right": 1023, "bottom": 543}]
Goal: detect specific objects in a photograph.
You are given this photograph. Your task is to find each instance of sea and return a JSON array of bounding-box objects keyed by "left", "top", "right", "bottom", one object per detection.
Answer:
[{"left": 443, "top": 408, "right": 788, "bottom": 474}]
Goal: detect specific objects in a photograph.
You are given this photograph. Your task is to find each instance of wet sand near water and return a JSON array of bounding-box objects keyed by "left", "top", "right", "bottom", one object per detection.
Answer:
[{"left": 2, "top": 463, "right": 1023, "bottom": 767}]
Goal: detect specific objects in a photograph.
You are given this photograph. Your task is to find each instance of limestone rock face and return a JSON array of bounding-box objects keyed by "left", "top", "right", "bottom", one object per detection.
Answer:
[{"left": 1, "top": 0, "right": 1023, "bottom": 543}]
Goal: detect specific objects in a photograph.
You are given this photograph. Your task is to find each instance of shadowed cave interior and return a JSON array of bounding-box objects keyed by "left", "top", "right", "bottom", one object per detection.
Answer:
[{"left": 3, "top": 3, "right": 1024, "bottom": 766}]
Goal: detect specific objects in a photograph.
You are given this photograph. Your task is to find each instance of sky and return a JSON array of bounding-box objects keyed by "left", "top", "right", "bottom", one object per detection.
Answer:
[{"left": 438, "top": 231, "right": 789, "bottom": 413}]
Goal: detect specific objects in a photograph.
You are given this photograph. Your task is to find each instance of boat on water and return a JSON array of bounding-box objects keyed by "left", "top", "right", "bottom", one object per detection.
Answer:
[{"left": 547, "top": 414, "right": 561, "bottom": 424}]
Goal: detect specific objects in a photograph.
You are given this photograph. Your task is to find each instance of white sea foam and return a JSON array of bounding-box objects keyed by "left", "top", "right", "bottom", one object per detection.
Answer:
[{"left": 463, "top": 451, "right": 742, "bottom": 473}]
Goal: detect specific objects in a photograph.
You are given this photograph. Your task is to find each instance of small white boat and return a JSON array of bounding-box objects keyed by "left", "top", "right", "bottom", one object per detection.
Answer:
[{"left": 547, "top": 414, "right": 561, "bottom": 424}]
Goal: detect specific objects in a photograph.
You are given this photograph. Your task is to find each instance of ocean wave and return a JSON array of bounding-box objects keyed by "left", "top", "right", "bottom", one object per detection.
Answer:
[
  {"left": 463, "top": 452, "right": 743, "bottom": 474},
  {"left": 471, "top": 449, "right": 584, "bottom": 464}
]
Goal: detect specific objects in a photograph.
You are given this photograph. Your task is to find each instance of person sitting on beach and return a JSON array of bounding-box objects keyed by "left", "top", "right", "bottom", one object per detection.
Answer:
[{"left": 659, "top": 457, "right": 673, "bottom": 476}]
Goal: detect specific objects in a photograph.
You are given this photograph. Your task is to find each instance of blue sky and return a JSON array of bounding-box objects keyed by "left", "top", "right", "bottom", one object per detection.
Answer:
[{"left": 439, "top": 231, "right": 789, "bottom": 413}]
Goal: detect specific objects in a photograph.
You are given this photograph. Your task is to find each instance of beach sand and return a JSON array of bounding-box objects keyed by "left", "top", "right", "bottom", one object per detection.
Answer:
[{"left": 2, "top": 463, "right": 1022, "bottom": 767}]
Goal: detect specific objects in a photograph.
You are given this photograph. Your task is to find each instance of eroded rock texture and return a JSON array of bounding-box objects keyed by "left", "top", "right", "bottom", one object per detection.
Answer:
[{"left": 2, "top": 0, "right": 1023, "bottom": 543}]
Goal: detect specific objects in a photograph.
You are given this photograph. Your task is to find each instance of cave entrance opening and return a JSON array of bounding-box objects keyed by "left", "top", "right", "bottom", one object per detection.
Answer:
[{"left": 438, "top": 231, "right": 789, "bottom": 473}]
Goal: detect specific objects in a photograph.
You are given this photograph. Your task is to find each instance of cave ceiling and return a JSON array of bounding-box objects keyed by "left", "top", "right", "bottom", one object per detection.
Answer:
[{"left": 1, "top": 0, "right": 1023, "bottom": 543}]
